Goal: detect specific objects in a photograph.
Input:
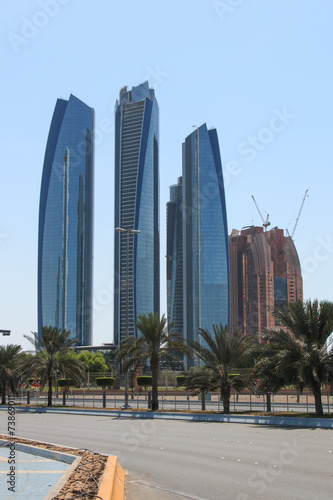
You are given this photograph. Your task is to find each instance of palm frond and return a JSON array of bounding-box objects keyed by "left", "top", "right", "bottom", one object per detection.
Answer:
[{"left": 255, "top": 299, "right": 333, "bottom": 408}]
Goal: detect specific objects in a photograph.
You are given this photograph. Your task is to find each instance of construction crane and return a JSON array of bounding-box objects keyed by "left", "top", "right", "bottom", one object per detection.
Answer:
[
  {"left": 251, "top": 195, "right": 270, "bottom": 230},
  {"left": 290, "top": 189, "right": 309, "bottom": 238}
]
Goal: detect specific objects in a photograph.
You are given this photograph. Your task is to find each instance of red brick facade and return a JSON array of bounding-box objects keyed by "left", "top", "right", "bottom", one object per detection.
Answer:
[{"left": 229, "top": 227, "right": 303, "bottom": 336}]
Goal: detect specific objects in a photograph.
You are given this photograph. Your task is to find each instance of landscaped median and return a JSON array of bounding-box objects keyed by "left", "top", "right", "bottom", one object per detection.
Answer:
[{"left": 0, "top": 434, "right": 125, "bottom": 500}]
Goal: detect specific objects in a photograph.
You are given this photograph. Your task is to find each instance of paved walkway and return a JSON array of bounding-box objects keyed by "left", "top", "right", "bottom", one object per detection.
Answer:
[{"left": 0, "top": 443, "right": 73, "bottom": 499}]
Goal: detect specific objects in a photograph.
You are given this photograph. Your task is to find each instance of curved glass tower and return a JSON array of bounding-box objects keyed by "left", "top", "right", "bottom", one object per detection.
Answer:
[
  {"left": 166, "top": 177, "right": 183, "bottom": 335},
  {"left": 183, "top": 124, "right": 230, "bottom": 367},
  {"left": 114, "top": 82, "right": 159, "bottom": 345},
  {"left": 38, "top": 94, "right": 94, "bottom": 345}
]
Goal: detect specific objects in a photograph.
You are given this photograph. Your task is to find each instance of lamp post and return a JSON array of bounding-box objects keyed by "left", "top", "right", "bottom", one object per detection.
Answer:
[{"left": 115, "top": 227, "right": 140, "bottom": 409}]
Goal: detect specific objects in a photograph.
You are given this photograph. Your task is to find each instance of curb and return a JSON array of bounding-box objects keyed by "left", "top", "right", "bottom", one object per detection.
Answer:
[{"left": 97, "top": 455, "right": 125, "bottom": 500}]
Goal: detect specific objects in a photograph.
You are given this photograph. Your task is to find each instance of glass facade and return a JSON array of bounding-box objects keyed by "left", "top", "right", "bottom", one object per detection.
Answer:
[
  {"left": 38, "top": 95, "right": 94, "bottom": 345},
  {"left": 274, "top": 276, "right": 288, "bottom": 310},
  {"left": 183, "top": 124, "right": 230, "bottom": 368},
  {"left": 166, "top": 178, "right": 183, "bottom": 335},
  {"left": 114, "top": 82, "right": 159, "bottom": 345}
]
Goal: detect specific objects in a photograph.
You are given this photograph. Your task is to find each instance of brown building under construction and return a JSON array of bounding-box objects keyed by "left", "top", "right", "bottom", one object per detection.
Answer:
[{"left": 229, "top": 226, "right": 303, "bottom": 336}]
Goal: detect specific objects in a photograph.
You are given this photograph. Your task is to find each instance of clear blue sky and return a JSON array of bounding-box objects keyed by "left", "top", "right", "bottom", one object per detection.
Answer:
[{"left": 1, "top": 0, "right": 332, "bottom": 351}]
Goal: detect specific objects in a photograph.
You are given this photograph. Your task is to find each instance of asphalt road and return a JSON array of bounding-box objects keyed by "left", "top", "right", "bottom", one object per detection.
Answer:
[{"left": 1, "top": 412, "right": 332, "bottom": 499}]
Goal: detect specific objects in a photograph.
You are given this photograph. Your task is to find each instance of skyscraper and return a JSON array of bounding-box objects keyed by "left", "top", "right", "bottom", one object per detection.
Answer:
[
  {"left": 38, "top": 94, "right": 94, "bottom": 345},
  {"left": 229, "top": 226, "right": 303, "bottom": 336},
  {"left": 114, "top": 82, "right": 159, "bottom": 345},
  {"left": 166, "top": 177, "right": 183, "bottom": 335},
  {"left": 182, "top": 124, "right": 230, "bottom": 368}
]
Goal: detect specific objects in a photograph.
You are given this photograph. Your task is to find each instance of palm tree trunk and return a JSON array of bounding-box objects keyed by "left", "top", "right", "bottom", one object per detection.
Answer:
[
  {"left": 151, "top": 357, "right": 159, "bottom": 411},
  {"left": 1, "top": 370, "right": 7, "bottom": 405},
  {"left": 1, "top": 382, "right": 6, "bottom": 405},
  {"left": 313, "top": 383, "right": 323, "bottom": 416},
  {"left": 221, "top": 380, "right": 231, "bottom": 413},
  {"left": 201, "top": 390, "right": 206, "bottom": 411},
  {"left": 48, "top": 375, "right": 53, "bottom": 406}
]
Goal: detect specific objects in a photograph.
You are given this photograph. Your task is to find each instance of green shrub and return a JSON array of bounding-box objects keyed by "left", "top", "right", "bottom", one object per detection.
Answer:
[
  {"left": 96, "top": 377, "right": 115, "bottom": 389},
  {"left": 57, "top": 379, "right": 73, "bottom": 388},
  {"left": 136, "top": 376, "right": 152, "bottom": 387},
  {"left": 176, "top": 375, "right": 185, "bottom": 386}
]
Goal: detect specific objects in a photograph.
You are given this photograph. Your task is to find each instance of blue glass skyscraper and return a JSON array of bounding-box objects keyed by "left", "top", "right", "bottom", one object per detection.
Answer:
[
  {"left": 38, "top": 94, "right": 94, "bottom": 345},
  {"left": 166, "top": 177, "right": 183, "bottom": 335},
  {"left": 114, "top": 82, "right": 159, "bottom": 345},
  {"left": 183, "top": 124, "right": 230, "bottom": 368}
]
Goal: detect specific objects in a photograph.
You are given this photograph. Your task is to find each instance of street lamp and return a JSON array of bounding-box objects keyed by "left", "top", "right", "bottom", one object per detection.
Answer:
[{"left": 115, "top": 227, "right": 140, "bottom": 409}]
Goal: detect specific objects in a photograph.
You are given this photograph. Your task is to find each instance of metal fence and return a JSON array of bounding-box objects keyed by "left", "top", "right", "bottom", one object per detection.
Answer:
[{"left": 11, "top": 390, "right": 332, "bottom": 414}]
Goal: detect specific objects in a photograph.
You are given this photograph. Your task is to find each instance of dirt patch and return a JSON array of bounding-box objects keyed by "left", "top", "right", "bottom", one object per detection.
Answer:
[{"left": 0, "top": 434, "right": 108, "bottom": 499}]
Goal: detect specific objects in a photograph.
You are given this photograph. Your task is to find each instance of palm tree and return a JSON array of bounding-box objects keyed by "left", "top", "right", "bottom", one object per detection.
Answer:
[
  {"left": 184, "top": 366, "right": 217, "bottom": 410},
  {"left": 187, "top": 325, "right": 253, "bottom": 413},
  {"left": 21, "top": 327, "right": 86, "bottom": 406},
  {"left": 116, "top": 313, "right": 188, "bottom": 411},
  {"left": 0, "top": 344, "right": 22, "bottom": 405},
  {"left": 254, "top": 299, "right": 333, "bottom": 416}
]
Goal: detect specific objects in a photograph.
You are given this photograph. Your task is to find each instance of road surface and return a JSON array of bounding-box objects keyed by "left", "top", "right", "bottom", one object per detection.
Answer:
[{"left": 1, "top": 412, "right": 332, "bottom": 499}]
